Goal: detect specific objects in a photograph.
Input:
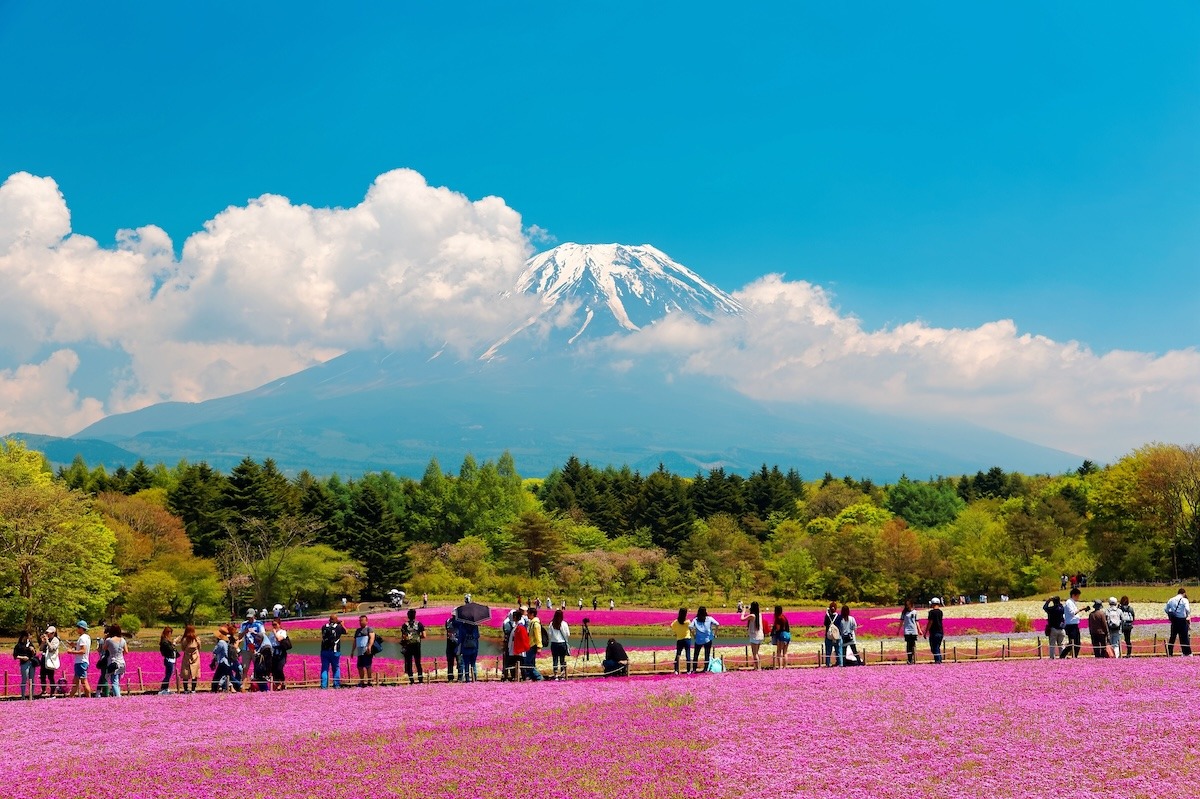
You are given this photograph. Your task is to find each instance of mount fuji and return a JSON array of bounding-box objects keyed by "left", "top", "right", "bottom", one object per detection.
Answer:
[{"left": 36, "top": 243, "right": 1077, "bottom": 480}]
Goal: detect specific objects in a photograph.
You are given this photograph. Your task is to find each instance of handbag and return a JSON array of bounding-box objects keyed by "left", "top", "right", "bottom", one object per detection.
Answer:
[{"left": 706, "top": 657, "right": 725, "bottom": 674}]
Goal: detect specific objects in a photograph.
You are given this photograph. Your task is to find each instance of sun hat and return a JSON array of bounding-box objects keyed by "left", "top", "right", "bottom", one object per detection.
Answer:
[
  {"left": 1108, "top": 597, "right": 1118, "bottom": 605},
  {"left": 45, "top": 625, "right": 57, "bottom": 634},
  {"left": 76, "top": 620, "right": 88, "bottom": 630},
  {"left": 930, "top": 597, "right": 942, "bottom": 605},
  {"left": 1092, "top": 600, "right": 1103, "bottom": 610}
]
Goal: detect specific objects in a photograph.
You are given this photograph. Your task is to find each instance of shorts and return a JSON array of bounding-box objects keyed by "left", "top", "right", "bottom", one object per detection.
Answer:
[
  {"left": 356, "top": 654, "right": 374, "bottom": 669},
  {"left": 74, "top": 662, "right": 89, "bottom": 678}
]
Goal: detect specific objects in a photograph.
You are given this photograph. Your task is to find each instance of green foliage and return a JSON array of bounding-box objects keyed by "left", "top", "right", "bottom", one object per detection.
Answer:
[
  {"left": 117, "top": 612, "right": 142, "bottom": 637},
  {"left": 885, "top": 476, "right": 965, "bottom": 528}
]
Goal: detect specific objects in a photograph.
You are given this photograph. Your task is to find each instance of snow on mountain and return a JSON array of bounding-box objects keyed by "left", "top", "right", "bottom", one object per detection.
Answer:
[{"left": 481, "top": 243, "right": 743, "bottom": 359}]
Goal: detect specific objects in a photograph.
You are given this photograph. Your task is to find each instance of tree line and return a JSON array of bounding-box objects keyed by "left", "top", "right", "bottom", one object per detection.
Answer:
[{"left": 1, "top": 438, "right": 1196, "bottom": 634}]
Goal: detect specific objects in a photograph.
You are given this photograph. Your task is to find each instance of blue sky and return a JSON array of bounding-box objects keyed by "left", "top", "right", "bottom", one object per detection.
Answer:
[{"left": 0, "top": 3, "right": 1196, "bottom": 455}]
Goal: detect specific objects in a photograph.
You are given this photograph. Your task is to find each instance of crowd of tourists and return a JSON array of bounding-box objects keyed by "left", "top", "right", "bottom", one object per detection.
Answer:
[{"left": 11, "top": 587, "right": 1193, "bottom": 698}]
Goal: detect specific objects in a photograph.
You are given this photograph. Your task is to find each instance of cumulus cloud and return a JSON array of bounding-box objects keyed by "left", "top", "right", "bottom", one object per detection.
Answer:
[
  {"left": 612, "top": 274, "right": 1200, "bottom": 459},
  {"left": 0, "top": 170, "right": 539, "bottom": 435}
]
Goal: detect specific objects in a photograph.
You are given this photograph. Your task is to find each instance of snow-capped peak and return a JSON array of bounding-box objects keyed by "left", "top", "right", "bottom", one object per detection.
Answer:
[{"left": 481, "top": 243, "right": 744, "bottom": 360}]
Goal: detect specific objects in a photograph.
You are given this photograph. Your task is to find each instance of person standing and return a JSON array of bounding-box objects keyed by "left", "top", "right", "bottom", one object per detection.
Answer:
[
  {"left": 609, "top": 598, "right": 615, "bottom": 611},
  {"left": 1087, "top": 601, "right": 1109, "bottom": 658},
  {"left": 158, "top": 627, "right": 178, "bottom": 694},
  {"left": 508, "top": 611, "right": 531, "bottom": 681},
  {"left": 210, "top": 627, "right": 233, "bottom": 692},
  {"left": 1165, "top": 588, "right": 1191, "bottom": 656},
  {"left": 353, "top": 615, "right": 376, "bottom": 688},
  {"left": 13, "top": 632, "right": 37, "bottom": 699},
  {"left": 400, "top": 608, "right": 426, "bottom": 684},
  {"left": 524, "top": 608, "right": 545, "bottom": 681},
  {"left": 239, "top": 610, "right": 265, "bottom": 680},
  {"left": 453, "top": 611, "right": 480, "bottom": 683},
  {"left": 689, "top": 606, "right": 720, "bottom": 673},
  {"left": 592, "top": 597, "right": 599, "bottom": 612},
  {"left": 269, "top": 619, "right": 290, "bottom": 689},
  {"left": 578, "top": 598, "right": 584, "bottom": 611},
  {"left": 1063, "top": 588, "right": 1085, "bottom": 658},
  {"left": 444, "top": 615, "right": 460, "bottom": 682},
  {"left": 741, "top": 601, "right": 765, "bottom": 669},
  {"left": 771, "top": 605, "right": 791, "bottom": 670},
  {"left": 1104, "top": 598, "right": 1123, "bottom": 659},
  {"left": 924, "top": 598, "right": 945, "bottom": 663},
  {"left": 822, "top": 602, "right": 841, "bottom": 667},
  {"left": 178, "top": 625, "right": 202, "bottom": 694},
  {"left": 838, "top": 605, "right": 861, "bottom": 665},
  {"left": 102, "top": 624, "right": 127, "bottom": 697},
  {"left": 39, "top": 625, "right": 61, "bottom": 697},
  {"left": 548, "top": 609, "right": 570, "bottom": 680},
  {"left": 1042, "top": 596, "right": 1066, "bottom": 659},
  {"left": 670, "top": 608, "right": 692, "bottom": 674},
  {"left": 901, "top": 601, "right": 920, "bottom": 664},
  {"left": 501, "top": 608, "right": 522, "bottom": 682},
  {"left": 319, "top": 614, "right": 348, "bottom": 689},
  {"left": 422, "top": 592, "right": 429, "bottom": 609},
  {"left": 66, "top": 621, "right": 93, "bottom": 697},
  {"left": 1118, "top": 596, "right": 1136, "bottom": 658}
]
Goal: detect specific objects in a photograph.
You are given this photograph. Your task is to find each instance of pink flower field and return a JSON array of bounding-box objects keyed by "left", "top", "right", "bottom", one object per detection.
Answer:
[{"left": 4, "top": 657, "right": 1199, "bottom": 798}]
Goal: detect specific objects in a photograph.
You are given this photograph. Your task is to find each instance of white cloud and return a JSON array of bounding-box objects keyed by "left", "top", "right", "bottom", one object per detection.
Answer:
[
  {"left": 0, "top": 350, "right": 106, "bottom": 435},
  {"left": 0, "top": 169, "right": 539, "bottom": 435},
  {"left": 613, "top": 274, "right": 1200, "bottom": 459}
]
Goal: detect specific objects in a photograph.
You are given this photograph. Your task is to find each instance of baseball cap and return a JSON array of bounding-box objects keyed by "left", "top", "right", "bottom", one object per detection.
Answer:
[
  {"left": 1108, "top": 597, "right": 1118, "bottom": 605},
  {"left": 246, "top": 609, "right": 256, "bottom": 618},
  {"left": 930, "top": 597, "right": 941, "bottom": 605},
  {"left": 45, "top": 625, "right": 57, "bottom": 634},
  {"left": 76, "top": 620, "right": 88, "bottom": 630}
]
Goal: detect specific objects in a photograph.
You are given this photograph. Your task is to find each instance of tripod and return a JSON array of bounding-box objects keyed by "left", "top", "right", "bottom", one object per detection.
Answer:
[{"left": 580, "top": 625, "right": 593, "bottom": 661}]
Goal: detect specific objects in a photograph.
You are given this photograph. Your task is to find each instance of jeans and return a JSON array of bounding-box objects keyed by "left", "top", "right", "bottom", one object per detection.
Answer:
[
  {"left": 691, "top": 640, "right": 713, "bottom": 672},
  {"left": 928, "top": 633, "right": 944, "bottom": 663},
  {"left": 1064, "top": 624, "right": 1082, "bottom": 658},
  {"left": 210, "top": 662, "right": 231, "bottom": 692},
  {"left": 1168, "top": 618, "right": 1191, "bottom": 656},
  {"left": 320, "top": 649, "right": 341, "bottom": 689},
  {"left": 824, "top": 637, "right": 841, "bottom": 667},
  {"left": 550, "top": 641, "right": 569, "bottom": 678},
  {"left": 160, "top": 658, "right": 175, "bottom": 692},
  {"left": 19, "top": 660, "right": 35, "bottom": 698},
  {"left": 674, "top": 639, "right": 692, "bottom": 673},
  {"left": 109, "top": 666, "right": 124, "bottom": 697},
  {"left": 521, "top": 648, "right": 543, "bottom": 681},
  {"left": 905, "top": 634, "right": 918, "bottom": 664},
  {"left": 445, "top": 642, "right": 459, "bottom": 681},
  {"left": 602, "top": 659, "right": 627, "bottom": 676},
  {"left": 459, "top": 649, "right": 478, "bottom": 682},
  {"left": 403, "top": 644, "right": 423, "bottom": 683},
  {"left": 1108, "top": 630, "right": 1122, "bottom": 655}
]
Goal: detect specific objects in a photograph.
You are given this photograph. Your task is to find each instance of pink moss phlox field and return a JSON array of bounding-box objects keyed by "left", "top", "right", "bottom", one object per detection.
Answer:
[{"left": 5, "top": 657, "right": 1200, "bottom": 798}]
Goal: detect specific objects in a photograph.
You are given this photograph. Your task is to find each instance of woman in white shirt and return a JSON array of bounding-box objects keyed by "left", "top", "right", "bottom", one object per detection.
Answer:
[
  {"left": 837, "top": 605, "right": 860, "bottom": 666},
  {"left": 547, "top": 609, "right": 571, "bottom": 680},
  {"left": 740, "top": 601, "right": 765, "bottom": 669}
]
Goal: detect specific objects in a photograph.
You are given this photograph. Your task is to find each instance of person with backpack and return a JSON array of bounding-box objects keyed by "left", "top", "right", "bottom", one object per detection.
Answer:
[
  {"left": 319, "top": 613, "right": 347, "bottom": 689},
  {"left": 838, "top": 605, "right": 861, "bottom": 665},
  {"left": 1104, "top": 598, "right": 1123, "bottom": 659},
  {"left": 453, "top": 611, "right": 480, "bottom": 683},
  {"left": 501, "top": 608, "right": 524, "bottom": 682},
  {"left": 1165, "top": 588, "right": 1191, "bottom": 656},
  {"left": 252, "top": 637, "right": 275, "bottom": 692},
  {"left": 548, "top": 609, "right": 570, "bottom": 680},
  {"left": 508, "top": 610, "right": 531, "bottom": 681},
  {"left": 238, "top": 610, "right": 265, "bottom": 682},
  {"left": 101, "top": 624, "right": 127, "bottom": 697},
  {"left": 740, "top": 601, "right": 764, "bottom": 669},
  {"left": 1118, "top": 596, "right": 1136, "bottom": 658},
  {"left": 523, "top": 607, "right": 545, "bottom": 681},
  {"left": 353, "top": 615, "right": 376, "bottom": 688},
  {"left": 1042, "top": 596, "right": 1067, "bottom": 659},
  {"left": 822, "top": 601, "right": 841, "bottom": 667},
  {"left": 400, "top": 609, "right": 426, "bottom": 684},
  {"left": 443, "top": 616, "right": 460, "bottom": 682},
  {"left": 269, "top": 619, "right": 291, "bottom": 689},
  {"left": 689, "top": 606, "right": 720, "bottom": 673}
]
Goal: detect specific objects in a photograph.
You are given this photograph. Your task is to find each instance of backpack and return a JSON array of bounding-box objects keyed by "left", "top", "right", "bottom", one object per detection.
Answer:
[
  {"left": 444, "top": 618, "right": 458, "bottom": 645},
  {"left": 706, "top": 657, "right": 725, "bottom": 674},
  {"left": 825, "top": 618, "right": 840, "bottom": 642},
  {"left": 401, "top": 622, "right": 421, "bottom": 648},
  {"left": 535, "top": 621, "right": 548, "bottom": 648},
  {"left": 1120, "top": 608, "right": 1134, "bottom": 631},
  {"left": 321, "top": 623, "right": 340, "bottom": 650},
  {"left": 1106, "top": 607, "right": 1122, "bottom": 631},
  {"left": 370, "top": 632, "right": 384, "bottom": 656}
]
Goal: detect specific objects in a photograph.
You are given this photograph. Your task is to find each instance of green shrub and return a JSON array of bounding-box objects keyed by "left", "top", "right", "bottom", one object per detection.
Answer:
[
  {"left": 118, "top": 613, "right": 142, "bottom": 637},
  {"left": 1011, "top": 612, "right": 1032, "bottom": 633}
]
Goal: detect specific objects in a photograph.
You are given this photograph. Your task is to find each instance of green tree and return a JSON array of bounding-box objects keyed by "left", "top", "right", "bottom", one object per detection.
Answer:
[
  {"left": 885, "top": 476, "right": 965, "bottom": 529},
  {"left": 0, "top": 440, "right": 119, "bottom": 632}
]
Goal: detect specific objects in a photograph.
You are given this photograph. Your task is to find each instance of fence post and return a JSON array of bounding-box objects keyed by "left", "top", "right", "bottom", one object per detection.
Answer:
[
  {"left": 302, "top": 659, "right": 308, "bottom": 686},
  {"left": 3, "top": 671, "right": 7, "bottom": 697},
  {"left": 1037, "top": 637, "right": 1042, "bottom": 659},
  {"left": 137, "top": 668, "right": 144, "bottom": 693},
  {"left": 880, "top": 641, "right": 884, "bottom": 663},
  {"left": 1154, "top": 633, "right": 1158, "bottom": 655},
  {"left": 953, "top": 646, "right": 957, "bottom": 664},
  {"left": 975, "top": 638, "right": 979, "bottom": 660}
]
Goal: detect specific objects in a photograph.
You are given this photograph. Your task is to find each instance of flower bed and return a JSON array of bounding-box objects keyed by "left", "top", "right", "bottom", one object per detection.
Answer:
[{"left": 3, "top": 656, "right": 1200, "bottom": 798}]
